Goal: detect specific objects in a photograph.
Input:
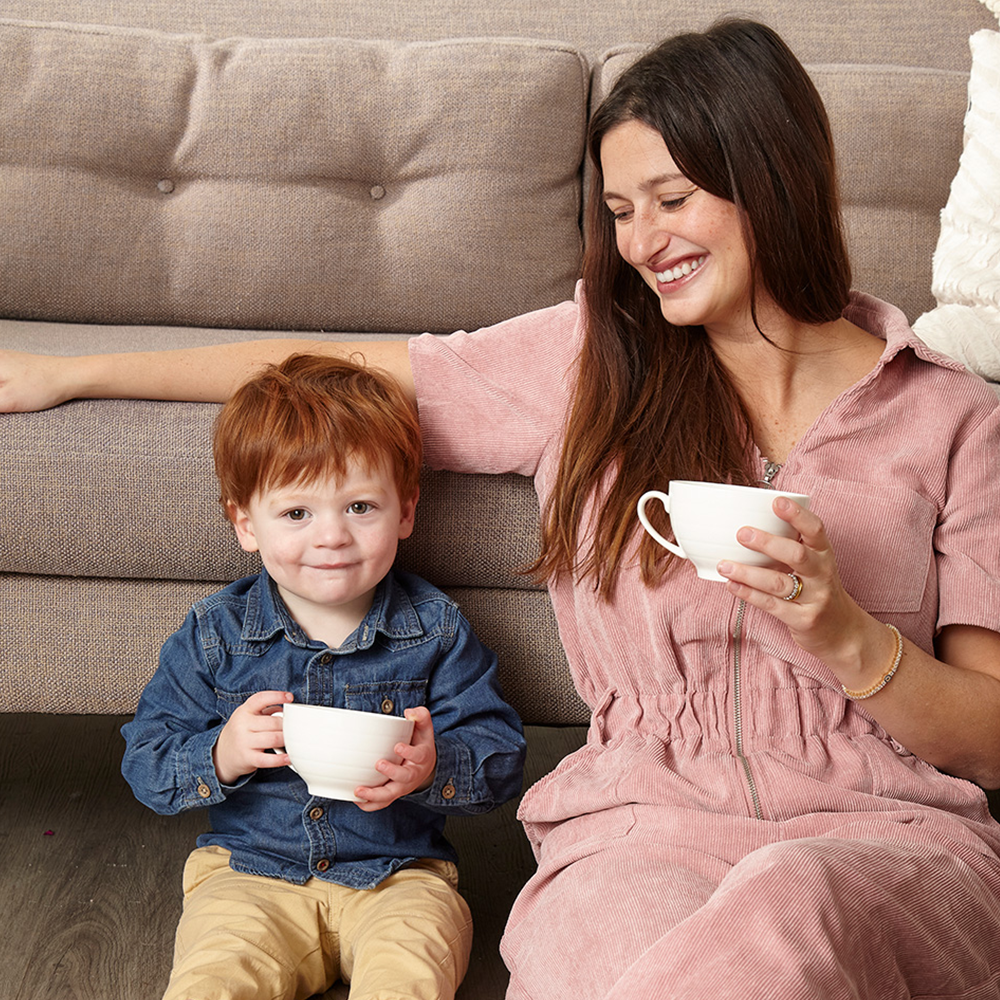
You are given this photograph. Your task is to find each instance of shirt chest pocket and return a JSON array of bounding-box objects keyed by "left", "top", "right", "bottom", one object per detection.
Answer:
[
  {"left": 811, "top": 481, "right": 936, "bottom": 614},
  {"left": 344, "top": 679, "right": 428, "bottom": 718}
]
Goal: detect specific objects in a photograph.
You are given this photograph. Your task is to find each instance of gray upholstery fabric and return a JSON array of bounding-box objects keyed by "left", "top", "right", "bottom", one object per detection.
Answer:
[
  {"left": 0, "top": 0, "right": 994, "bottom": 716},
  {"left": 0, "top": 23, "right": 587, "bottom": 332},
  {"left": 0, "top": 574, "right": 587, "bottom": 722},
  {"left": 2, "top": 398, "right": 544, "bottom": 586}
]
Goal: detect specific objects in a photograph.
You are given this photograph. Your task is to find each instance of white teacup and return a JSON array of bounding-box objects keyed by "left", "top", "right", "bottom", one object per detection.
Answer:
[
  {"left": 637, "top": 480, "right": 810, "bottom": 582},
  {"left": 279, "top": 702, "right": 414, "bottom": 801}
]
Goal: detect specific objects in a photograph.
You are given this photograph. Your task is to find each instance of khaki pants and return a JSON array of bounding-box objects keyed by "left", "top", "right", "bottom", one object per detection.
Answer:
[{"left": 164, "top": 845, "right": 473, "bottom": 1000}]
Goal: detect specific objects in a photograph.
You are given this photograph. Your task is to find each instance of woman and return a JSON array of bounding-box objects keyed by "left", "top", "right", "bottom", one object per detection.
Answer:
[{"left": 3, "top": 19, "right": 1000, "bottom": 999}]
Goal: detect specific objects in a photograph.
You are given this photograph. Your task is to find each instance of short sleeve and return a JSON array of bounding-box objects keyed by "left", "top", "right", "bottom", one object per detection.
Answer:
[
  {"left": 935, "top": 399, "right": 1000, "bottom": 632},
  {"left": 408, "top": 283, "right": 586, "bottom": 476}
]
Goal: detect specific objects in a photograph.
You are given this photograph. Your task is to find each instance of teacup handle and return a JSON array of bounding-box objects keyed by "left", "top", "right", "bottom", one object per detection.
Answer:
[{"left": 637, "top": 491, "right": 685, "bottom": 559}]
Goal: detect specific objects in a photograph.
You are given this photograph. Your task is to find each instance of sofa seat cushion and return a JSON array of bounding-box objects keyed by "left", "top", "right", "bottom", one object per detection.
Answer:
[{"left": 0, "top": 21, "right": 587, "bottom": 332}]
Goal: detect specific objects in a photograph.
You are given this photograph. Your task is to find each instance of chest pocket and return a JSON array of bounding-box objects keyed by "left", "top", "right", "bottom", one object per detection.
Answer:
[
  {"left": 810, "top": 481, "right": 936, "bottom": 614},
  {"left": 345, "top": 679, "right": 427, "bottom": 717}
]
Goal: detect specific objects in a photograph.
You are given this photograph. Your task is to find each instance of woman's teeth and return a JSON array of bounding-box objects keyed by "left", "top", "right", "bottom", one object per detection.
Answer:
[{"left": 656, "top": 255, "right": 706, "bottom": 283}]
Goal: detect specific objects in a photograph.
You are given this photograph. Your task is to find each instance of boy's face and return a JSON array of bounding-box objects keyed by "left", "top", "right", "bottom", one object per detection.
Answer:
[{"left": 230, "top": 456, "right": 416, "bottom": 641}]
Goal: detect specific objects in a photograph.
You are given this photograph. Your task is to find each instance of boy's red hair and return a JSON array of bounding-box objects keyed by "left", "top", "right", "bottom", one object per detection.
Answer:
[{"left": 213, "top": 353, "right": 422, "bottom": 518}]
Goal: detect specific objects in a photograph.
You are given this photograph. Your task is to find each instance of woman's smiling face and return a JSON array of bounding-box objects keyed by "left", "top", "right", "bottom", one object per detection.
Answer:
[{"left": 600, "top": 119, "right": 757, "bottom": 336}]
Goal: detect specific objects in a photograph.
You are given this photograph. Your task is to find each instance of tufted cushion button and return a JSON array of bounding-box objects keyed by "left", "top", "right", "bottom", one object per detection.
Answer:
[
  {"left": 157, "top": 178, "right": 175, "bottom": 194},
  {"left": 369, "top": 184, "right": 386, "bottom": 200}
]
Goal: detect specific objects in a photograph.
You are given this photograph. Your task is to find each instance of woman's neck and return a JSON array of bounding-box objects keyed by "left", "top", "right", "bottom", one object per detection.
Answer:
[{"left": 708, "top": 313, "right": 885, "bottom": 465}]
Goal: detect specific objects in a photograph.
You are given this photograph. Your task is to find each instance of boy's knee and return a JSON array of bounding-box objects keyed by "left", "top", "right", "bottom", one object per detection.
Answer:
[{"left": 341, "top": 863, "right": 473, "bottom": 998}]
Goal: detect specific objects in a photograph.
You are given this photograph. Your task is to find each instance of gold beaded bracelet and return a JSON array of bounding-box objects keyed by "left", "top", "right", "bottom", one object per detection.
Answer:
[{"left": 842, "top": 623, "right": 904, "bottom": 701}]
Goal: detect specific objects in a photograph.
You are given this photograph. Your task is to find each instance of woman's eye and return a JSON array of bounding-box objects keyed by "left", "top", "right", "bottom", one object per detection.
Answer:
[
  {"left": 348, "top": 502, "right": 372, "bottom": 515},
  {"left": 661, "top": 191, "right": 695, "bottom": 211}
]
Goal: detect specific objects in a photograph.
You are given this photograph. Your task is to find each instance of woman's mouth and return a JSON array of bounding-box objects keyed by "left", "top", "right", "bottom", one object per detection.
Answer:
[{"left": 654, "top": 255, "right": 706, "bottom": 284}]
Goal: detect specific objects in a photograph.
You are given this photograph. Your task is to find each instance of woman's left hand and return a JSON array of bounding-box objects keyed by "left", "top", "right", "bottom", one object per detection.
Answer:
[
  {"left": 717, "top": 495, "right": 870, "bottom": 664},
  {"left": 718, "top": 497, "right": 1000, "bottom": 787}
]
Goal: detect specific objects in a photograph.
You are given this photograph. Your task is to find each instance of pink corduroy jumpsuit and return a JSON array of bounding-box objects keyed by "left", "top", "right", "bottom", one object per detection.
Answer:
[{"left": 410, "top": 286, "right": 1000, "bottom": 1000}]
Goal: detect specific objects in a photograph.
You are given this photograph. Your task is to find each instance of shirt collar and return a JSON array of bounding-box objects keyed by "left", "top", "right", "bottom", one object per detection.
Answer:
[
  {"left": 844, "top": 290, "right": 969, "bottom": 374},
  {"left": 241, "top": 567, "right": 425, "bottom": 649}
]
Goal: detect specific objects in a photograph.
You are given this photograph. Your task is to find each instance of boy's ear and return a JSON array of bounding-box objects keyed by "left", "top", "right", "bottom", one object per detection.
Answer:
[
  {"left": 228, "top": 504, "right": 261, "bottom": 553},
  {"left": 398, "top": 488, "right": 419, "bottom": 541}
]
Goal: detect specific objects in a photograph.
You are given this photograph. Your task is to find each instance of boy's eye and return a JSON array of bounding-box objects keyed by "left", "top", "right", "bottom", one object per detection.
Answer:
[
  {"left": 285, "top": 508, "right": 308, "bottom": 521},
  {"left": 348, "top": 502, "right": 372, "bottom": 515}
]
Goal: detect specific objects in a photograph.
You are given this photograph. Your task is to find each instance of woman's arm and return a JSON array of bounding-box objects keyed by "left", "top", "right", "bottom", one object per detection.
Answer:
[{"left": 0, "top": 338, "right": 415, "bottom": 411}]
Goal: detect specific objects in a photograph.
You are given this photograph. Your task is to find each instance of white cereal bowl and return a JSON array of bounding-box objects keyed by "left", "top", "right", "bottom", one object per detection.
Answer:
[{"left": 279, "top": 703, "right": 414, "bottom": 801}]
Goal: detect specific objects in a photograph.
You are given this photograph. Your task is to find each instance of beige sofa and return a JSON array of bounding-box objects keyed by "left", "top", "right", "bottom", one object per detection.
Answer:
[{"left": 2, "top": 1, "right": 998, "bottom": 997}]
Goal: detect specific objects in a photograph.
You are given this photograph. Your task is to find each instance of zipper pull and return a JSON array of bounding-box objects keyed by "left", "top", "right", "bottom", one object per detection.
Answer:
[{"left": 760, "top": 459, "right": 782, "bottom": 487}]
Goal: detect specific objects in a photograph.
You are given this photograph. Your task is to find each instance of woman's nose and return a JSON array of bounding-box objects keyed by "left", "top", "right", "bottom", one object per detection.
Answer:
[{"left": 628, "top": 207, "right": 670, "bottom": 266}]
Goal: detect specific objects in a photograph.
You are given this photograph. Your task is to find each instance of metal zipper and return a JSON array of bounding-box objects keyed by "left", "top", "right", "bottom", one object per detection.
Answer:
[
  {"left": 732, "top": 598, "right": 762, "bottom": 820},
  {"left": 760, "top": 459, "right": 782, "bottom": 487},
  {"left": 731, "top": 457, "right": 780, "bottom": 821}
]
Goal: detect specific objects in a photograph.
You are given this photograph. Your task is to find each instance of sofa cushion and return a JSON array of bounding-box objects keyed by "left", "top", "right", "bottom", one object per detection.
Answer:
[
  {"left": 0, "top": 21, "right": 587, "bottom": 332},
  {"left": 592, "top": 48, "right": 968, "bottom": 324}
]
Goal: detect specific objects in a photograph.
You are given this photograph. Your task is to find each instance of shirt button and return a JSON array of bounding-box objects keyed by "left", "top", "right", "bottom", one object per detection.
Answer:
[
  {"left": 196, "top": 782, "right": 212, "bottom": 799},
  {"left": 318, "top": 653, "right": 333, "bottom": 664},
  {"left": 380, "top": 697, "right": 395, "bottom": 714},
  {"left": 316, "top": 859, "right": 331, "bottom": 872},
  {"left": 441, "top": 782, "right": 457, "bottom": 800},
  {"left": 309, "top": 806, "right": 324, "bottom": 821}
]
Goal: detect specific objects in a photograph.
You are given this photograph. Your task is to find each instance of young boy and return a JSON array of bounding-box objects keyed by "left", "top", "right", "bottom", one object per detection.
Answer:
[{"left": 122, "top": 354, "right": 526, "bottom": 1000}]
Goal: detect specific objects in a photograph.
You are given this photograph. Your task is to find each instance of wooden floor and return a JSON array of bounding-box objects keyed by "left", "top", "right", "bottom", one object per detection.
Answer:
[
  {"left": 3, "top": 714, "right": 997, "bottom": 999},
  {"left": 0, "top": 714, "right": 585, "bottom": 1000}
]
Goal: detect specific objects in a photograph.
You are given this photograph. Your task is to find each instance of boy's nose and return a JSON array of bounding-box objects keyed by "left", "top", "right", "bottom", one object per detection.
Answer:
[{"left": 314, "top": 515, "right": 351, "bottom": 546}]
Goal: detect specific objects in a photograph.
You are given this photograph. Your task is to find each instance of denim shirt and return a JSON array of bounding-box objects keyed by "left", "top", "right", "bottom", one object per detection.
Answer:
[{"left": 121, "top": 568, "right": 526, "bottom": 889}]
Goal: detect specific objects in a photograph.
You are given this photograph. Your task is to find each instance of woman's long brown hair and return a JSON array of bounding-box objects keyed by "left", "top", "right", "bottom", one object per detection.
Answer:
[{"left": 529, "top": 19, "right": 852, "bottom": 600}]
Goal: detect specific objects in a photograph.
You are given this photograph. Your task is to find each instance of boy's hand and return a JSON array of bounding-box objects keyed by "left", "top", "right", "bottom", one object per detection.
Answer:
[
  {"left": 213, "top": 690, "right": 292, "bottom": 786},
  {"left": 353, "top": 707, "right": 436, "bottom": 812}
]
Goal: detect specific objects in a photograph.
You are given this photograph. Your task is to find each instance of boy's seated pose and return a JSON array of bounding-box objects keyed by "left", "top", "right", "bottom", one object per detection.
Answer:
[{"left": 122, "top": 354, "right": 526, "bottom": 1000}]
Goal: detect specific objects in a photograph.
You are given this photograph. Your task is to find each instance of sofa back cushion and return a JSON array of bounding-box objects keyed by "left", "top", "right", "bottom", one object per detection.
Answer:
[
  {"left": 593, "top": 48, "right": 969, "bottom": 323},
  {"left": 0, "top": 21, "right": 587, "bottom": 332}
]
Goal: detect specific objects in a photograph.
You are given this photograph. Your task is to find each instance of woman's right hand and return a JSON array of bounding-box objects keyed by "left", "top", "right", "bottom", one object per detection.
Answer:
[{"left": 0, "top": 350, "right": 80, "bottom": 412}]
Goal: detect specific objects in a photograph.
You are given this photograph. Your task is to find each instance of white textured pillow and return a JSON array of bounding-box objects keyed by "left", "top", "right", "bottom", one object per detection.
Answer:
[{"left": 913, "top": 28, "right": 1000, "bottom": 381}]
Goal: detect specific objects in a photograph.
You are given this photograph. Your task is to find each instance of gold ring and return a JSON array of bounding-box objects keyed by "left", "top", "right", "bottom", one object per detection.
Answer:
[{"left": 783, "top": 572, "right": 803, "bottom": 602}]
